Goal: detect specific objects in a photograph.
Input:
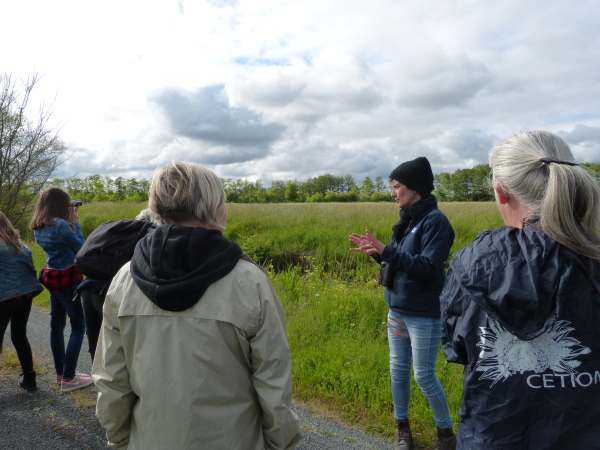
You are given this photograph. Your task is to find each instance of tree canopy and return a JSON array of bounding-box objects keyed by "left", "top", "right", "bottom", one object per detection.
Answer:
[
  {"left": 0, "top": 73, "right": 67, "bottom": 227},
  {"left": 51, "top": 163, "right": 600, "bottom": 205}
]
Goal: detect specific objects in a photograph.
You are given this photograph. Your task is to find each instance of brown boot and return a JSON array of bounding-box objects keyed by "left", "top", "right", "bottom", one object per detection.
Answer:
[
  {"left": 433, "top": 426, "right": 456, "bottom": 450},
  {"left": 394, "top": 418, "right": 413, "bottom": 450}
]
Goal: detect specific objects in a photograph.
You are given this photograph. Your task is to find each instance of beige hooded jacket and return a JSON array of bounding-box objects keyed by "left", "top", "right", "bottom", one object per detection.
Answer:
[{"left": 92, "top": 255, "right": 301, "bottom": 450}]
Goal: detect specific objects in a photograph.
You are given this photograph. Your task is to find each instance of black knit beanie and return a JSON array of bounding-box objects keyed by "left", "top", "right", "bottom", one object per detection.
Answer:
[{"left": 389, "top": 157, "right": 434, "bottom": 196}]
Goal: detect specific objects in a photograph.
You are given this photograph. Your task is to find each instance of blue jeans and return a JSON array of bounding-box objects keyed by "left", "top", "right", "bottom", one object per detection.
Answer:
[
  {"left": 387, "top": 310, "right": 453, "bottom": 429},
  {"left": 49, "top": 285, "right": 86, "bottom": 380}
]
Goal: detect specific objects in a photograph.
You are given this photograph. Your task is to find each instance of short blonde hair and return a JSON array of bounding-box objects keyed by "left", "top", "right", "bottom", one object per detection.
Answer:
[{"left": 149, "top": 161, "right": 226, "bottom": 229}]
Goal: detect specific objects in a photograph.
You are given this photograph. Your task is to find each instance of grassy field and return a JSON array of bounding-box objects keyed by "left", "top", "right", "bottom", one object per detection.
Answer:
[{"left": 23, "top": 201, "right": 505, "bottom": 448}]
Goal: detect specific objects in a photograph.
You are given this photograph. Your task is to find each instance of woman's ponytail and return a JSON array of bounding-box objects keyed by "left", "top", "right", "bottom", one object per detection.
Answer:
[{"left": 490, "top": 130, "right": 600, "bottom": 262}]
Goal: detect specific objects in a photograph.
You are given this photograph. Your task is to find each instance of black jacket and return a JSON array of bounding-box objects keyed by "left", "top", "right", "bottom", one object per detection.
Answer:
[
  {"left": 381, "top": 196, "right": 455, "bottom": 318},
  {"left": 441, "top": 226, "right": 600, "bottom": 449}
]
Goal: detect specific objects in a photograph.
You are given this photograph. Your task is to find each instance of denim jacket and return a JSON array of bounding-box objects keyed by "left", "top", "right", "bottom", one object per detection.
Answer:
[
  {"left": 34, "top": 219, "right": 85, "bottom": 270},
  {"left": 0, "top": 241, "right": 43, "bottom": 302}
]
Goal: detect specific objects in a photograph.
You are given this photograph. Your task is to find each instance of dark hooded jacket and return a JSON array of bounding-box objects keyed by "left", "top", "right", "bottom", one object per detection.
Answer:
[
  {"left": 130, "top": 225, "right": 242, "bottom": 311},
  {"left": 380, "top": 196, "right": 455, "bottom": 318},
  {"left": 441, "top": 225, "right": 600, "bottom": 449}
]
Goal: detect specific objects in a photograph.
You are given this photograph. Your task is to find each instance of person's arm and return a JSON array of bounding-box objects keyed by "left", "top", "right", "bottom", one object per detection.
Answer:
[
  {"left": 249, "top": 275, "right": 301, "bottom": 450},
  {"left": 381, "top": 214, "right": 454, "bottom": 280},
  {"left": 440, "top": 263, "right": 470, "bottom": 365},
  {"left": 92, "top": 277, "right": 137, "bottom": 449},
  {"left": 21, "top": 242, "right": 38, "bottom": 276},
  {"left": 57, "top": 220, "right": 85, "bottom": 254}
]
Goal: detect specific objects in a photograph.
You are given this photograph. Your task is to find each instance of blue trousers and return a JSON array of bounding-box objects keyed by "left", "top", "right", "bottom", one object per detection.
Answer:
[
  {"left": 49, "top": 285, "right": 86, "bottom": 380},
  {"left": 387, "top": 310, "right": 453, "bottom": 429}
]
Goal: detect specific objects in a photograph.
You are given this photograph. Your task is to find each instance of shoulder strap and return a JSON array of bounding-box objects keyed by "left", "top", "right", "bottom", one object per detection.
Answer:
[{"left": 560, "top": 246, "right": 600, "bottom": 296}]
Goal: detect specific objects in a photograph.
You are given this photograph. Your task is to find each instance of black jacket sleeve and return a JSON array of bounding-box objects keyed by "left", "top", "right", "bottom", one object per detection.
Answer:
[
  {"left": 381, "top": 213, "right": 454, "bottom": 281},
  {"left": 440, "top": 263, "right": 470, "bottom": 365}
]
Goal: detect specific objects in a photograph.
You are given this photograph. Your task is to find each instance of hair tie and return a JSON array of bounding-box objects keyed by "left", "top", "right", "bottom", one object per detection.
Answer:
[{"left": 539, "top": 157, "right": 579, "bottom": 166}]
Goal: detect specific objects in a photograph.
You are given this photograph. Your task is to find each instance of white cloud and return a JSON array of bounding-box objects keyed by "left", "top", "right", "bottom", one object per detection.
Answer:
[{"left": 2, "top": 0, "right": 600, "bottom": 184}]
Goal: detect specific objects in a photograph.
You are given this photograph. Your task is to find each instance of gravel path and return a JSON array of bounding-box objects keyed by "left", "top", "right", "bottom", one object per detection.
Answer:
[{"left": 1, "top": 306, "right": 392, "bottom": 450}]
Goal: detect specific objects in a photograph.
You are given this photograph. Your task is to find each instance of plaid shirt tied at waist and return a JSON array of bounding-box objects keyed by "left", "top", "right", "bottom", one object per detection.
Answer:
[
  {"left": 38, "top": 265, "right": 83, "bottom": 293},
  {"left": 14, "top": 291, "right": 36, "bottom": 301}
]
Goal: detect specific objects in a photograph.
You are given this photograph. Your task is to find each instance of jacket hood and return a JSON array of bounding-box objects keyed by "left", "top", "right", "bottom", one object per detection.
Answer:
[
  {"left": 450, "top": 226, "right": 572, "bottom": 340},
  {"left": 130, "top": 225, "right": 242, "bottom": 311}
]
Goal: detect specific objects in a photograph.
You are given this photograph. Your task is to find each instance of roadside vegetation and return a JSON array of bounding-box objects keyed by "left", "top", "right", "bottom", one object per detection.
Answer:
[{"left": 23, "top": 201, "right": 504, "bottom": 448}]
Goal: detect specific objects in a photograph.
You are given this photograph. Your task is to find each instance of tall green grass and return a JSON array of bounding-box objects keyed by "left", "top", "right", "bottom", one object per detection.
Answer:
[{"left": 24, "top": 201, "right": 504, "bottom": 447}]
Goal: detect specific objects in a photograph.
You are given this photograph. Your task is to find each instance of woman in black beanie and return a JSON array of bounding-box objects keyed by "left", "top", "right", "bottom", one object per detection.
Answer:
[{"left": 350, "top": 157, "right": 456, "bottom": 450}]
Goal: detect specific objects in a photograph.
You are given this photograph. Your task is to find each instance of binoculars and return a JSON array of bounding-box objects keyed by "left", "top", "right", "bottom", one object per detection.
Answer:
[{"left": 378, "top": 262, "right": 395, "bottom": 288}]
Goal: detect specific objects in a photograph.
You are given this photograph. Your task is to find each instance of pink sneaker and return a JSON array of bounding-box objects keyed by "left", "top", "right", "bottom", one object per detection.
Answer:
[
  {"left": 58, "top": 373, "right": 89, "bottom": 385},
  {"left": 61, "top": 374, "right": 93, "bottom": 392}
]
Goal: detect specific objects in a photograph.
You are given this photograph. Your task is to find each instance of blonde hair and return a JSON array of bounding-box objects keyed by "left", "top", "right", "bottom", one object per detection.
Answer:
[
  {"left": 149, "top": 161, "right": 226, "bottom": 229},
  {"left": 0, "top": 212, "right": 23, "bottom": 254},
  {"left": 135, "top": 208, "right": 156, "bottom": 223},
  {"left": 490, "top": 130, "right": 600, "bottom": 261},
  {"left": 29, "top": 186, "right": 72, "bottom": 230}
]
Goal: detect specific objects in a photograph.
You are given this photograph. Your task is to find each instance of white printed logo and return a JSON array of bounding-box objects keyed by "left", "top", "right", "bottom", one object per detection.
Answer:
[{"left": 476, "top": 317, "right": 591, "bottom": 387}]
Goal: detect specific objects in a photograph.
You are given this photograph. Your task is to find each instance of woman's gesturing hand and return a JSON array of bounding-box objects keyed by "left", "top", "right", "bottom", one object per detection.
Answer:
[{"left": 349, "top": 230, "right": 385, "bottom": 255}]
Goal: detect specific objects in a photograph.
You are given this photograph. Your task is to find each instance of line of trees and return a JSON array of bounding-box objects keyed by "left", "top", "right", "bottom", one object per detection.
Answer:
[
  {"left": 49, "top": 162, "right": 600, "bottom": 205},
  {"left": 49, "top": 173, "right": 393, "bottom": 204},
  {"left": 432, "top": 162, "right": 600, "bottom": 202},
  {"left": 50, "top": 175, "right": 151, "bottom": 203},
  {"left": 433, "top": 164, "right": 493, "bottom": 202},
  {"left": 221, "top": 174, "right": 392, "bottom": 203}
]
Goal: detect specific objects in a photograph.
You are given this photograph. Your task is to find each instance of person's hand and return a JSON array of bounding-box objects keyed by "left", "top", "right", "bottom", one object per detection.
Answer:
[
  {"left": 69, "top": 205, "right": 80, "bottom": 224},
  {"left": 349, "top": 230, "right": 385, "bottom": 255}
]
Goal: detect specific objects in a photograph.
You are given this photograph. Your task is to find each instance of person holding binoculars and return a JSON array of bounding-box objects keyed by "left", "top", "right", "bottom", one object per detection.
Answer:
[
  {"left": 30, "top": 187, "right": 93, "bottom": 392},
  {"left": 350, "top": 157, "right": 456, "bottom": 450}
]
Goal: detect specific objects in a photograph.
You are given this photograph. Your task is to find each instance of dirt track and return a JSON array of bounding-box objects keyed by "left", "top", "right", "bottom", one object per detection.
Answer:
[{"left": 1, "top": 306, "right": 392, "bottom": 450}]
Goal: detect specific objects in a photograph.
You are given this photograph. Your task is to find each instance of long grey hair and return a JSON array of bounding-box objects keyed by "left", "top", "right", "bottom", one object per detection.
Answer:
[{"left": 489, "top": 130, "right": 600, "bottom": 262}]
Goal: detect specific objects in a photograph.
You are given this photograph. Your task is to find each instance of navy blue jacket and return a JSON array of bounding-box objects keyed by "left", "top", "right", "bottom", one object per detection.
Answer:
[
  {"left": 381, "top": 196, "right": 455, "bottom": 318},
  {"left": 441, "top": 226, "right": 600, "bottom": 449}
]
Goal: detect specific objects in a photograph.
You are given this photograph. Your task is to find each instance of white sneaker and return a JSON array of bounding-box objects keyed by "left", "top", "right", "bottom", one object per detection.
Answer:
[
  {"left": 61, "top": 373, "right": 93, "bottom": 392},
  {"left": 57, "top": 372, "right": 86, "bottom": 385}
]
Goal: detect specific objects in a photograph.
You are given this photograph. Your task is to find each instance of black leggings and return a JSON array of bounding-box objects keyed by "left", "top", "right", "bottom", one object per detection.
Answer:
[
  {"left": 80, "top": 288, "right": 106, "bottom": 363},
  {"left": 0, "top": 297, "right": 34, "bottom": 373}
]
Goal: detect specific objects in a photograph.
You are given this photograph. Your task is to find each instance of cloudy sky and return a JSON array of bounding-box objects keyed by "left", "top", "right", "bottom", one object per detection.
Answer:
[{"left": 3, "top": 0, "right": 600, "bottom": 184}]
